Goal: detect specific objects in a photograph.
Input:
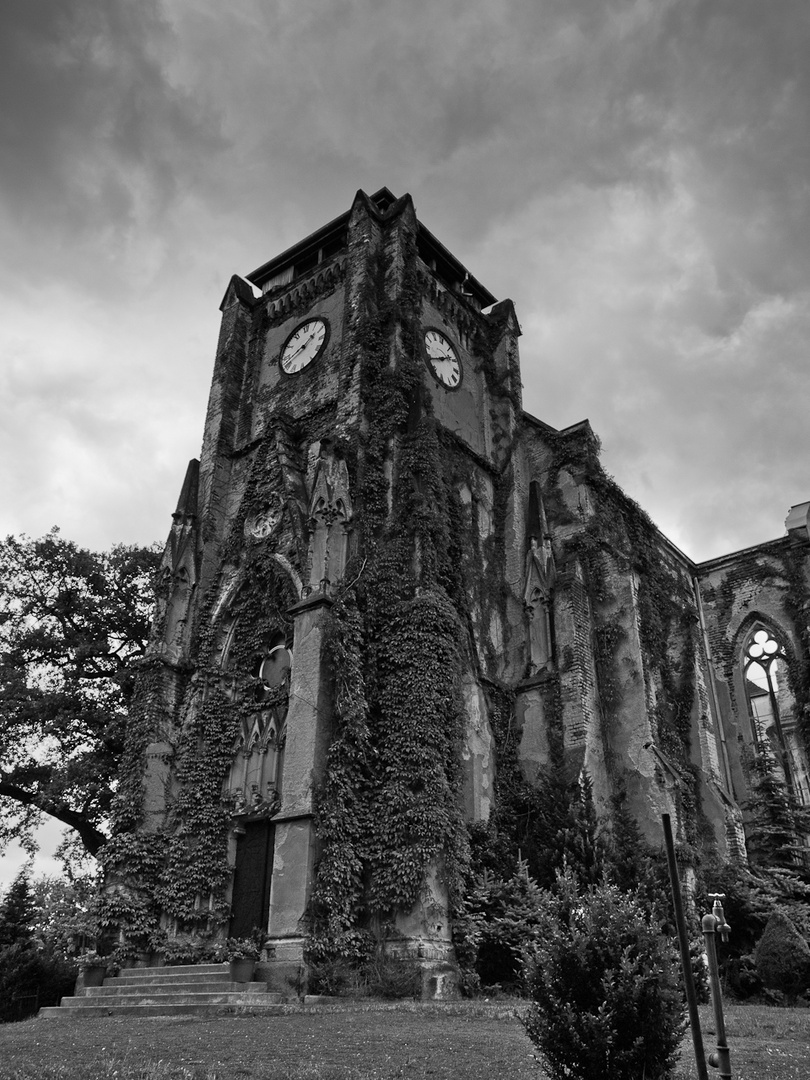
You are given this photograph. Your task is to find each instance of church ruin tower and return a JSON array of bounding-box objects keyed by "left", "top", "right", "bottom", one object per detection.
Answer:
[{"left": 111, "top": 188, "right": 810, "bottom": 991}]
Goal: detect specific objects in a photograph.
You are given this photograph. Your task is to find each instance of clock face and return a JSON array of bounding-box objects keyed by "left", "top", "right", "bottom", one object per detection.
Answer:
[
  {"left": 423, "top": 328, "right": 462, "bottom": 389},
  {"left": 280, "top": 318, "right": 329, "bottom": 374}
]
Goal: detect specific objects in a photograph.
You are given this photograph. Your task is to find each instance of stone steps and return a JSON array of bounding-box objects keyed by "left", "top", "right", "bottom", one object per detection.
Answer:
[{"left": 39, "top": 962, "right": 289, "bottom": 1019}]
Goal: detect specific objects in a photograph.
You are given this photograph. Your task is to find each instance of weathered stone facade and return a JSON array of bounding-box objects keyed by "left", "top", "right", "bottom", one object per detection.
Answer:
[{"left": 115, "top": 188, "right": 810, "bottom": 989}]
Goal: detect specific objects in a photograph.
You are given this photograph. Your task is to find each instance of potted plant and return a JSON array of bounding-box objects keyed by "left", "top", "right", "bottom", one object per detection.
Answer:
[
  {"left": 222, "top": 937, "right": 261, "bottom": 983},
  {"left": 76, "top": 950, "right": 109, "bottom": 988}
]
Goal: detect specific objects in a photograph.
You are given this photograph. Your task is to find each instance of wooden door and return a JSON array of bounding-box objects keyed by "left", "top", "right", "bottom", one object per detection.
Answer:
[{"left": 229, "top": 820, "right": 274, "bottom": 939}]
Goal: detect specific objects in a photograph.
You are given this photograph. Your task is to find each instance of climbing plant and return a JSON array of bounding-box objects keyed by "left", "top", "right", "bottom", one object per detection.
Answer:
[{"left": 307, "top": 229, "right": 475, "bottom": 960}]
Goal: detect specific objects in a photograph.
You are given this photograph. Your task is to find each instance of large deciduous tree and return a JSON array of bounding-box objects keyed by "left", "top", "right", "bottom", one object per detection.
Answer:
[{"left": 0, "top": 530, "right": 160, "bottom": 857}]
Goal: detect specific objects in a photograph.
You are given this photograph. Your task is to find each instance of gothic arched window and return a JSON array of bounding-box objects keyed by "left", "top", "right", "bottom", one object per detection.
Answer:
[
  {"left": 226, "top": 636, "right": 291, "bottom": 822},
  {"left": 742, "top": 624, "right": 799, "bottom": 795}
]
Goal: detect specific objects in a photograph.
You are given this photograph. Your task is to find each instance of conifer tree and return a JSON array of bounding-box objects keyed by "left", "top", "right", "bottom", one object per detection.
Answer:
[
  {"left": 606, "top": 787, "right": 648, "bottom": 892},
  {"left": 744, "top": 747, "right": 810, "bottom": 875},
  {"left": 552, "top": 771, "right": 606, "bottom": 886},
  {"left": 459, "top": 857, "right": 547, "bottom": 987},
  {"left": 0, "top": 867, "right": 36, "bottom": 948}
]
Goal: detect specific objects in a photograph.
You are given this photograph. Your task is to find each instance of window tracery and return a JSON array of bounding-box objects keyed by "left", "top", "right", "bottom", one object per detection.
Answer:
[
  {"left": 226, "top": 638, "right": 291, "bottom": 825},
  {"left": 741, "top": 623, "right": 809, "bottom": 804}
]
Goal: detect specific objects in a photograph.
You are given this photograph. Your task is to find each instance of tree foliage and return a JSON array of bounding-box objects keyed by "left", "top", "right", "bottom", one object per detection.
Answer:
[
  {"left": 0, "top": 530, "right": 160, "bottom": 857},
  {"left": 0, "top": 867, "right": 81, "bottom": 1023},
  {"left": 32, "top": 870, "right": 100, "bottom": 960}
]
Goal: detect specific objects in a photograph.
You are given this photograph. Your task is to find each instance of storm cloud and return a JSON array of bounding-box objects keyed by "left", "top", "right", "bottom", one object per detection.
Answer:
[{"left": 2, "top": 0, "right": 810, "bottom": 561}]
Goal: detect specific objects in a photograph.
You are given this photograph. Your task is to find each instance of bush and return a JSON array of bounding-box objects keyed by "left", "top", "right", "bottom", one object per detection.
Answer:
[
  {"left": 308, "top": 955, "right": 362, "bottom": 996},
  {"left": 308, "top": 952, "right": 422, "bottom": 999},
  {"left": 160, "top": 932, "right": 219, "bottom": 966},
  {"left": 721, "top": 953, "right": 763, "bottom": 1000},
  {"left": 523, "top": 871, "right": 686, "bottom": 1080},
  {"left": 754, "top": 910, "right": 810, "bottom": 1003},
  {"left": 219, "top": 937, "right": 261, "bottom": 961},
  {"left": 364, "top": 955, "right": 423, "bottom": 999}
]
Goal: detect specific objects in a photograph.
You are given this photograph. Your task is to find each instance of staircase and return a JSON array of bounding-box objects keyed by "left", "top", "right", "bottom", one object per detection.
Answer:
[{"left": 38, "top": 963, "right": 288, "bottom": 1019}]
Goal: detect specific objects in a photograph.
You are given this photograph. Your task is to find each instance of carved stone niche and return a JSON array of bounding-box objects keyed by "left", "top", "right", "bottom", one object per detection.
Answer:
[
  {"left": 524, "top": 536, "right": 556, "bottom": 673},
  {"left": 523, "top": 482, "right": 557, "bottom": 676},
  {"left": 307, "top": 446, "right": 353, "bottom": 591}
]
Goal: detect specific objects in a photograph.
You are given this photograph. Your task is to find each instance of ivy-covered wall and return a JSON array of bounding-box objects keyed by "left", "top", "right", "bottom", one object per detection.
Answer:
[{"left": 511, "top": 419, "right": 725, "bottom": 858}]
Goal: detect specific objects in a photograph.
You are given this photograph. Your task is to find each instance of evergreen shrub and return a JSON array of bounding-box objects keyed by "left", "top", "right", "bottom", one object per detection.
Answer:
[
  {"left": 454, "top": 859, "right": 547, "bottom": 991},
  {"left": 754, "top": 910, "right": 810, "bottom": 1003},
  {"left": 522, "top": 871, "right": 686, "bottom": 1080}
]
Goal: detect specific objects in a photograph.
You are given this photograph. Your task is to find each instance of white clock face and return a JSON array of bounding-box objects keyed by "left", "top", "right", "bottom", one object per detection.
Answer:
[
  {"left": 424, "top": 329, "right": 461, "bottom": 389},
  {"left": 280, "top": 318, "right": 328, "bottom": 374}
]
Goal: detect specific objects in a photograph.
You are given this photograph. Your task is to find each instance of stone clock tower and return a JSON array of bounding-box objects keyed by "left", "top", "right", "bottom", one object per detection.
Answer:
[
  {"left": 112, "top": 187, "right": 810, "bottom": 995},
  {"left": 114, "top": 188, "right": 526, "bottom": 992}
]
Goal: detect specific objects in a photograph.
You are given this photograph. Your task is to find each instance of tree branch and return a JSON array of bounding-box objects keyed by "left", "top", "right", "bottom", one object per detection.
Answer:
[{"left": 0, "top": 779, "right": 108, "bottom": 856}]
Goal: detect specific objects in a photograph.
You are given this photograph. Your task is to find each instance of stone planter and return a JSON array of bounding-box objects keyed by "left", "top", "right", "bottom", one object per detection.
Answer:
[
  {"left": 229, "top": 958, "right": 255, "bottom": 983},
  {"left": 83, "top": 965, "right": 107, "bottom": 987}
]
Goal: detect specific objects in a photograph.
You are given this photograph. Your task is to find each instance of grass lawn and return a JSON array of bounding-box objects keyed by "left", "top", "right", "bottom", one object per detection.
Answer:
[
  {"left": 0, "top": 1000, "right": 807, "bottom": 1079},
  {"left": 680, "top": 1003, "right": 810, "bottom": 1080}
]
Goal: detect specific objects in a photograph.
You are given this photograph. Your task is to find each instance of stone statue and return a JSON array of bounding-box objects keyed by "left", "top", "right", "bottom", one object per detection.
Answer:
[
  {"left": 308, "top": 447, "right": 353, "bottom": 590},
  {"left": 524, "top": 534, "right": 556, "bottom": 673}
]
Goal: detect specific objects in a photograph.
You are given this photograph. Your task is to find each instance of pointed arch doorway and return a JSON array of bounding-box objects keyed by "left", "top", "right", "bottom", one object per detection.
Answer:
[{"left": 226, "top": 640, "right": 292, "bottom": 940}]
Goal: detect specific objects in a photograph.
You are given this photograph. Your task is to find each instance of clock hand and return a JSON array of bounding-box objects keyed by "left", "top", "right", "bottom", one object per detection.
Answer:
[{"left": 287, "top": 331, "right": 317, "bottom": 360}]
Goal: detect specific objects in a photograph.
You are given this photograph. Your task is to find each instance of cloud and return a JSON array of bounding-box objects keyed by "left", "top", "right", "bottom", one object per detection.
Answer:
[
  {"left": 0, "top": 0, "right": 225, "bottom": 292},
  {"left": 1, "top": 0, "right": 810, "bottom": 570}
]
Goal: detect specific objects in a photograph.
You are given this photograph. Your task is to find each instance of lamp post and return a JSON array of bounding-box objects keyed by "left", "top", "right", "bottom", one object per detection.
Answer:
[{"left": 702, "top": 893, "right": 733, "bottom": 1079}]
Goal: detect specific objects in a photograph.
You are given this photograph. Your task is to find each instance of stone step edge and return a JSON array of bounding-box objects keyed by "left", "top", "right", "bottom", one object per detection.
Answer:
[
  {"left": 59, "top": 993, "right": 279, "bottom": 1009},
  {"left": 104, "top": 973, "right": 247, "bottom": 987},
  {"left": 39, "top": 1002, "right": 288, "bottom": 1019},
  {"left": 105, "top": 963, "right": 231, "bottom": 978},
  {"left": 82, "top": 984, "right": 276, "bottom": 998}
]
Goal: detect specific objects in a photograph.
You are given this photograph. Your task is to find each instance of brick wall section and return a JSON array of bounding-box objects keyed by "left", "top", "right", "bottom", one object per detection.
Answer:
[{"left": 555, "top": 560, "right": 595, "bottom": 750}]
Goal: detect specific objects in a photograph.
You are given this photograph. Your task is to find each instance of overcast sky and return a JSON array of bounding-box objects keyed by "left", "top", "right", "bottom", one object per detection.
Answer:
[{"left": 2, "top": 0, "right": 810, "bottom": 886}]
